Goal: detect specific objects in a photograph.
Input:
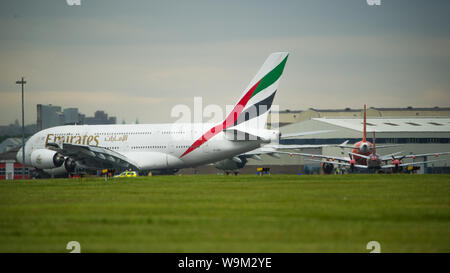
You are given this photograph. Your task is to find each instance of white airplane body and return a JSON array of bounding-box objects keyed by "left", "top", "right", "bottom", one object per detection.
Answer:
[
  {"left": 18, "top": 52, "right": 289, "bottom": 176},
  {"left": 31, "top": 123, "right": 266, "bottom": 173}
]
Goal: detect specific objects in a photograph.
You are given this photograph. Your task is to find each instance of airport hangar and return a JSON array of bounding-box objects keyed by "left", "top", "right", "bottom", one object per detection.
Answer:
[{"left": 181, "top": 107, "right": 450, "bottom": 174}]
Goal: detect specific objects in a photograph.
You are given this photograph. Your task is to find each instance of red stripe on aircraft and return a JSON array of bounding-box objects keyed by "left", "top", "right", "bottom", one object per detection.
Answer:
[{"left": 180, "top": 80, "right": 261, "bottom": 158}]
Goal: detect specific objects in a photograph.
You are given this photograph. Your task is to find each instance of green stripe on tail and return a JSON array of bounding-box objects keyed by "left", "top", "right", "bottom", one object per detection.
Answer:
[{"left": 250, "top": 55, "right": 288, "bottom": 98}]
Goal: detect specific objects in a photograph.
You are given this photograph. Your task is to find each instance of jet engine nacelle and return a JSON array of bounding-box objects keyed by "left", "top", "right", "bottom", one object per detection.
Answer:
[
  {"left": 392, "top": 161, "right": 403, "bottom": 173},
  {"left": 64, "top": 157, "right": 77, "bottom": 173},
  {"left": 322, "top": 162, "right": 334, "bottom": 175},
  {"left": 214, "top": 156, "right": 248, "bottom": 171},
  {"left": 40, "top": 157, "right": 77, "bottom": 177},
  {"left": 30, "top": 149, "right": 65, "bottom": 169},
  {"left": 359, "top": 142, "right": 371, "bottom": 154}
]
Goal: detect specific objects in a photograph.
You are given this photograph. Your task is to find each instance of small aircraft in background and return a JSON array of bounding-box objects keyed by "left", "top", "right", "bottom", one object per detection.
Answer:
[
  {"left": 284, "top": 131, "right": 449, "bottom": 174},
  {"left": 280, "top": 105, "right": 450, "bottom": 174},
  {"left": 334, "top": 104, "right": 400, "bottom": 164}
]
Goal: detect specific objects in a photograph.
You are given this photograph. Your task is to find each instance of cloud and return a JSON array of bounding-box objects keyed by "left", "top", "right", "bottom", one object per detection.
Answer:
[
  {"left": 1, "top": 10, "right": 450, "bottom": 125},
  {"left": 422, "top": 88, "right": 450, "bottom": 106}
]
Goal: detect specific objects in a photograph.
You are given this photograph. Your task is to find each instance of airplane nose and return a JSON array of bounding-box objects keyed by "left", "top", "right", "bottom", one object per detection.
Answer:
[{"left": 16, "top": 147, "right": 23, "bottom": 163}]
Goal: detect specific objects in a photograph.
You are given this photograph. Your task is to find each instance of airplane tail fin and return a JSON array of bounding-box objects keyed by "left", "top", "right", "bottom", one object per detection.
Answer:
[
  {"left": 223, "top": 52, "right": 289, "bottom": 130},
  {"left": 180, "top": 52, "right": 288, "bottom": 158},
  {"left": 372, "top": 131, "right": 376, "bottom": 154},
  {"left": 363, "top": 104, "right": 367, "bottom": 142}
]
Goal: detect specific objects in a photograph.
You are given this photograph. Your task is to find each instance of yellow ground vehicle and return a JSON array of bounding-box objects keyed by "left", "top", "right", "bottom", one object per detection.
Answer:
[{"left": 114, "top": 171, "right": 138, "bottom": 178}]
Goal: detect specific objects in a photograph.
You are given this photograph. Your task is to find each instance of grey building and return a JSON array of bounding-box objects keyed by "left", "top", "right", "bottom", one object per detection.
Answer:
[
  {"left": 37, "top": 105, "right": 116, "bottom": 130},
  {"left": 268, "top": 106, "right": 450, "bottom": 128},
  {"left": 63, "top": 108, "right": 81, "bottom": 125},
  {"left": 37, "top": 104, "right": 64, "bottom": 131},
  {"left": 84, "top": 110, "right": 116, "bottom": 125},
  {"left": 0, "top": 138, "right": 22, "bottom": 153},
  {"left": 0, "top": 122, "right": 36, "bottom": 136}
]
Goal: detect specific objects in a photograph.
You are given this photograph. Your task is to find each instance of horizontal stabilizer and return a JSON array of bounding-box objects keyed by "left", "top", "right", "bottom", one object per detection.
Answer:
[
  {"left": 281, "top": 130, "right": 334, "bottom": 139},
  {"left": 223, "top": 127, "right": 277, "bottom": 142},
  {"left": 223, "top": 129, "right": 262, "bottom": 142}
]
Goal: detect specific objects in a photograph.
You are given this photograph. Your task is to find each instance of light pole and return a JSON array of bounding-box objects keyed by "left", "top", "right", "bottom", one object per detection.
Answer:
[{"left": 16, "top": 77, "right": 26, "bottom": 180}]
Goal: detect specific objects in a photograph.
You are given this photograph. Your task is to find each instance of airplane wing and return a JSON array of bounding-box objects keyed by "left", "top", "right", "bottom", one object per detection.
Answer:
[
  {"left": 375, "top": 144, "right": 403, "bottom": 149},
  {"left": 241, "top": 146, "right": 276, "bottom": 155},
  {"left": 382, "top": 159, "right": 443, "bottom": 169},
  {"left": 47, "top": 142, "right": 140, "bottom": 171},
  {"left": 401, "top": 152, "right": 450, "bottom": 159},
  {"left": 379, "top": 152, "right": 404, "bottom": 161},
  {"left": 338, "top": 143, "right": 401, "bottom": 149},
  {"left": 239, "top": 142, "right": 338, "bottom": 158},
  {"left": 305, "top": 159, "right": 367, "bottom": 169},
  {"left": 277, "top": 151, "right": 351, "bottom": 162},
  {"left": 269, "top": 140, "right": 351, "bottom": 150},
  {"left": 336, "top": 140, "right": 353, "bottom": 149},
  {"left": 349, "top": 152, "right": 370, "bottom": 159},
  {"left": 280, "top": 130, "right": 334, "bottom": 138},
  {"left": 263, "top": 144, "right": 331, "bottom": 149},
  {"left": 224, "top": 128, "right": 335, "bottom": 142},
  {"left": 324, "top": 161, "right": 367, "bottom": 169}
]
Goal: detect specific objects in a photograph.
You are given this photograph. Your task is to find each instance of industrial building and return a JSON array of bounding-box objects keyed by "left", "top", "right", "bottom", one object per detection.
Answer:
[
  {"left": 0, "top": 137, "right": 32, "bottom": 180},
  {"left": 36, "top": 104, "right": 64, "bottom": 131},
  {"left": 0, "top": 138, "right": 22, "bottom": 153},
  {"left": 83, "top": 110, "right": 117, "bottom": 125},
  {"left": 0, "top": 160, "right": 31, "bottom": 180},
  {"left": 268, "top": 106, "right": 450, "bottom": 127}
]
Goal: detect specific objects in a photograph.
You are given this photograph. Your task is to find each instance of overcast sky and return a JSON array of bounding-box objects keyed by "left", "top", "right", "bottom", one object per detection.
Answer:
[{"left": 1, "top": 0, "right": 450, "bottom": 125}]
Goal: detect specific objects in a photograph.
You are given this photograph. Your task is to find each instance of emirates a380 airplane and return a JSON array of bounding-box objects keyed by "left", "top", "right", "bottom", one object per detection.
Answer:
[{"left": 17, "top": 52, "right": 290, "bottom": 177}]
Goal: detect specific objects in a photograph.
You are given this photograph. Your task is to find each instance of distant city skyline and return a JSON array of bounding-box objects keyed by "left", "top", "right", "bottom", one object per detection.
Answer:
[
  {"left": 1, "top": 0, "right": 449, "bottom": 125},
  {"left": 36, "top": 104, "right": 116, "bottom": 130}
]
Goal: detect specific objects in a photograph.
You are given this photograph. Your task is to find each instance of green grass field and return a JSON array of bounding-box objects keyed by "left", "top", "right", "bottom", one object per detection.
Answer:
[{"left": 0, "top": 174, "right": 449, "bottom": 253}]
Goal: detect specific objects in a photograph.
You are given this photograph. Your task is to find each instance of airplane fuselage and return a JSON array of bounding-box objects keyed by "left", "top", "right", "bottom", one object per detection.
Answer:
[
  {"left": 352, "top": 140, "right": 373, "bottom": 164},
  {"left": 21, "top": 123, "right": 266, "bottom": 174},
  {"left": 366, "top": 153, "right": 382, "bottom": 169}
]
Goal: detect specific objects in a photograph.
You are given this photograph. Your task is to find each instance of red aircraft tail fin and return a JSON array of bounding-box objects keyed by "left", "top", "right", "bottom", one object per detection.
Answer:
[
  {"left": 372, "top": 131, "right": 376, "bottom": 155},
  {"left": 363, "top": 104, "right": 367, "bottom": 142}
]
